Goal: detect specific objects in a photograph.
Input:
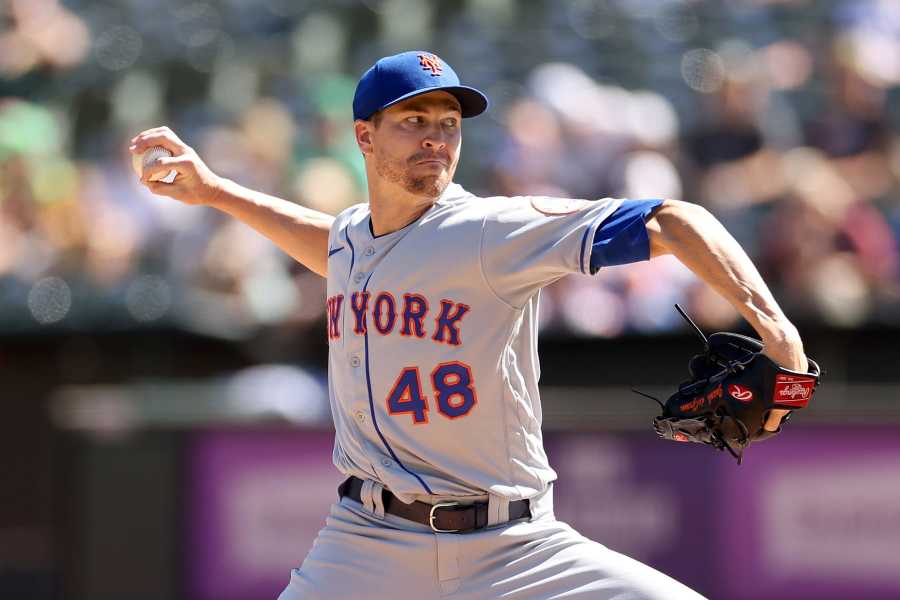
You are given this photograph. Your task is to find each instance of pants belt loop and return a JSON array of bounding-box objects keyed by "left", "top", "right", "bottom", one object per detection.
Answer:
[
  {"left": 361, "top": 479, "right": 376, "bottom": 515},
  {"left": 529, "top": 483, "right": 554, "bottom": 521},
  {"left": 371, "top": 481, "right": 386, "bottom": 519},
  {"left": 487, "top": 492, "right": 510, "bottom": 527}
]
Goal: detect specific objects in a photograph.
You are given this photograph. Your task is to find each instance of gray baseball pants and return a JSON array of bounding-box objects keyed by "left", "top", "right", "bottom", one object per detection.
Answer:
[{"left": 278, "top": 480, "right": 707, "bottom": 599}]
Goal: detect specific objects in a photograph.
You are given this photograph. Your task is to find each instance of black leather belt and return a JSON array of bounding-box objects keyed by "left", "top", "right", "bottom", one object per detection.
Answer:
[{"left": 338, "top": 476, "right": 531, "bottom": 533}]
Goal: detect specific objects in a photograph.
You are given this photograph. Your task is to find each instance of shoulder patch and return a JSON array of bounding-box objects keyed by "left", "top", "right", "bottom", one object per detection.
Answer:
[{"left": 530, "top": 196, "right": 593, "bottom": 216}]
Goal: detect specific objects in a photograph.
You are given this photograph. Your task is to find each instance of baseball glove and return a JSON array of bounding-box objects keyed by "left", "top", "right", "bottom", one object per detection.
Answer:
[{"left": 636, "top": 305, "right": 821, "bottom": 464}]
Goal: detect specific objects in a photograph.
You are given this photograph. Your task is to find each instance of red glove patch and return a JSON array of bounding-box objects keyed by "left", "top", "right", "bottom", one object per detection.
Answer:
[{"left": 773, "top": 374, "right": 816, "bottom": 407}]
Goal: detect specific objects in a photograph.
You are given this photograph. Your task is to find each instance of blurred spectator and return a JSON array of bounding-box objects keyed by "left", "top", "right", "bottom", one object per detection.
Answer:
[{"left": 0, "top": 0, "right": 899, "bottom": 338}]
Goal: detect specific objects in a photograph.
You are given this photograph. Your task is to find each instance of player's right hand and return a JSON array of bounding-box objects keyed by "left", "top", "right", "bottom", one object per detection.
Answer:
[{"left": 129, "top": 126, "right": 223, "bottom": 206}]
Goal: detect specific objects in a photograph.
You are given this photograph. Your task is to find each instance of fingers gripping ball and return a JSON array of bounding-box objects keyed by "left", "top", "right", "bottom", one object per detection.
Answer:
[
  {"left": 132, "top": 146, "right": 177, "bottom": 184},
  {"left": 637, "top": 305, "right": 821, "bottom": 464}
]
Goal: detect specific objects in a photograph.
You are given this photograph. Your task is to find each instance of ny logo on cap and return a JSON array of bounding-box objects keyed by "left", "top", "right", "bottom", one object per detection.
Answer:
[{"left": 418, "top": 53, "right": 443, "bottom": 76}]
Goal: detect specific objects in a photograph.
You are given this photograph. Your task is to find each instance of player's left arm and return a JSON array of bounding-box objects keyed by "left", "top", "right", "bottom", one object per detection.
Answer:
[{"left": 645, "top": 199, "right": 807, "bottom": 431}]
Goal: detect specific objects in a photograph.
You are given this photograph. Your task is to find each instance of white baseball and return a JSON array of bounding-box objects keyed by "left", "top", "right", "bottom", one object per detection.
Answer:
[{"left": 132, "top": 145, "right": 177, "bottom": 184}]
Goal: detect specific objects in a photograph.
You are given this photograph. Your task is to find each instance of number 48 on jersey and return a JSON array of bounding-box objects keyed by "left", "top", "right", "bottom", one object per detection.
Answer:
[{"left": 386, "top": 361, "right": 477, "bottom": 424}]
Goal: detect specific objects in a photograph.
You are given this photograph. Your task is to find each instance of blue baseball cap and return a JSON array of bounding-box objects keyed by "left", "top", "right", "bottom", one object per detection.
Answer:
[{"left": 352, "top": 51, "right": 489, "bottom": 121}]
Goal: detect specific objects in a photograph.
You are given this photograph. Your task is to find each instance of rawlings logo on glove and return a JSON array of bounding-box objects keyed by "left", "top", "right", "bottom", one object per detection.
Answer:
[{"left": 635, "top": 305, "right": 821, "bottom": 464}]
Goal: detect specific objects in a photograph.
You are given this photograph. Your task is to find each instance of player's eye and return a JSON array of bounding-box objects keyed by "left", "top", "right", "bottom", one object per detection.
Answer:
[
  {"left": 442, "top": 118, "right": 458, "bottom": 128},
  {"left": 405, "top": 116, "right": 423, "bottom": 124}
]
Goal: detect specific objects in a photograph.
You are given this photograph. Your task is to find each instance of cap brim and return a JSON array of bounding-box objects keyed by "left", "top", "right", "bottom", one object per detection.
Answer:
[{"left": 378, "top": 85, "right": 489, "bottom": 119}]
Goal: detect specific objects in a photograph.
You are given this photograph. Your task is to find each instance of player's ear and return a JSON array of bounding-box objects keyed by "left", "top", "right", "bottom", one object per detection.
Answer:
[{"left": 355, "top": 120, "right": 375, "bottom": 156}]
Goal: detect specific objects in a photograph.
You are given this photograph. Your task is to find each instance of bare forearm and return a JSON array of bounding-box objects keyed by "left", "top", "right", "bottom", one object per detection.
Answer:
[
  {"left": 647, "top": 201, "right": 806, "bottom": 371},
  {"left": 208, "top": 178, "right": 334, "bottom": 277},
  {"left": 647, "top": 200, "right": 808, "bottom": 431}
]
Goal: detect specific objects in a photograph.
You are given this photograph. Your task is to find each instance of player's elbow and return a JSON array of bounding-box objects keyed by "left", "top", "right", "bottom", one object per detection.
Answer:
[
  {"left": 645, "top": 200, "right": 713, "bottom": 258},
  {"left": 657, "top": 199, "right": 712, "bottom": 221}
]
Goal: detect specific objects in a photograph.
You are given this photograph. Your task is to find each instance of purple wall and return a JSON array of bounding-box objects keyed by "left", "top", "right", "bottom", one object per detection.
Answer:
[
  {"left": 710, "top": 426, "right": 900, "bottom": 600},
  {"left": 186, "top": 430, "right": 342, "bottom": 600},
  {"left": 546, "top": 432, "right": 720, "bottom": 595},
  {"left": 186, "top": 427, "right": 900, "bottom": 600}
]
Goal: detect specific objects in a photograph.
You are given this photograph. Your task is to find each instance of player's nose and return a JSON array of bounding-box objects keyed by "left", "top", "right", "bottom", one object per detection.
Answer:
[
  {"left": 422, "top": 137, "right": 446, "bottom": 151},
  {"left": 421, "top": 125, "right": 450, "bottom": 150}
]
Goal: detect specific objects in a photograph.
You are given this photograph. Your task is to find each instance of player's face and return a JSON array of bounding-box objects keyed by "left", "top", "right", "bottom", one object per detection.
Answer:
[{"left": 368, "top": 91, "right": 462, "bottom": 199}]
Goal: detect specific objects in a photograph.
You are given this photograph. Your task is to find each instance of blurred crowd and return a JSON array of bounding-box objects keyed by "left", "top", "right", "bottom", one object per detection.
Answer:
[{"left": 1, "top": 0, "right": 899, "bottom": 339}]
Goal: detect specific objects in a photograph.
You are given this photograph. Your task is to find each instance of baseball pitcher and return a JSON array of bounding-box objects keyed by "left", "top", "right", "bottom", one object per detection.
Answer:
[{"left": 130, "top": 51, "right": 817, "bottom": 599}]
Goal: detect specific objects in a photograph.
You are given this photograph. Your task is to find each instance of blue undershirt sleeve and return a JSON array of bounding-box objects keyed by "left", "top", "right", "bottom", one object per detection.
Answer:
[{"left": 589, "top": 199, "right": 663, "bottom": 274}]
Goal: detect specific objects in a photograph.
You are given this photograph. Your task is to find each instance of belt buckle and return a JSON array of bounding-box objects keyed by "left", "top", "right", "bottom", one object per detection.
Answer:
[{"left": 429, "top": 501, "right": 461, "bottom": 533}]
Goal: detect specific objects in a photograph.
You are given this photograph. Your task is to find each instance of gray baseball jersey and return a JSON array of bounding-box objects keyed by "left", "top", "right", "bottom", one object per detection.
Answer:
[
  {"left": 323, "top": 183, "right": 656, "bottom": 504},
  {"left": 278, "top": 184, "right": 709, "bottom": 600}
]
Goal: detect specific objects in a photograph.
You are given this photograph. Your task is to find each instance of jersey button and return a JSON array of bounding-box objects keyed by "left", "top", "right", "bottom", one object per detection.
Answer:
[
  {"left": 354, "top": 411, "right": 366, "bottom": 422},
  {"left": 364, "top": 246, "right": 375, "bottom": 256},
  {"left": 381, "top": 458, "right": 392, "bottom": 468},
  {"left": 353, "top": 272, "right": 365, "bottom": 284},
  {"left": 350, "top": 356, "right": 361, "bottom": 367}
]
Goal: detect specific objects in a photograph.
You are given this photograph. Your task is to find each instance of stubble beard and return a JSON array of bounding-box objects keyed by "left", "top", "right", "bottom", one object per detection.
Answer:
[{"left": 374, "top": 152, "right": 450, "bottom": 199}]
